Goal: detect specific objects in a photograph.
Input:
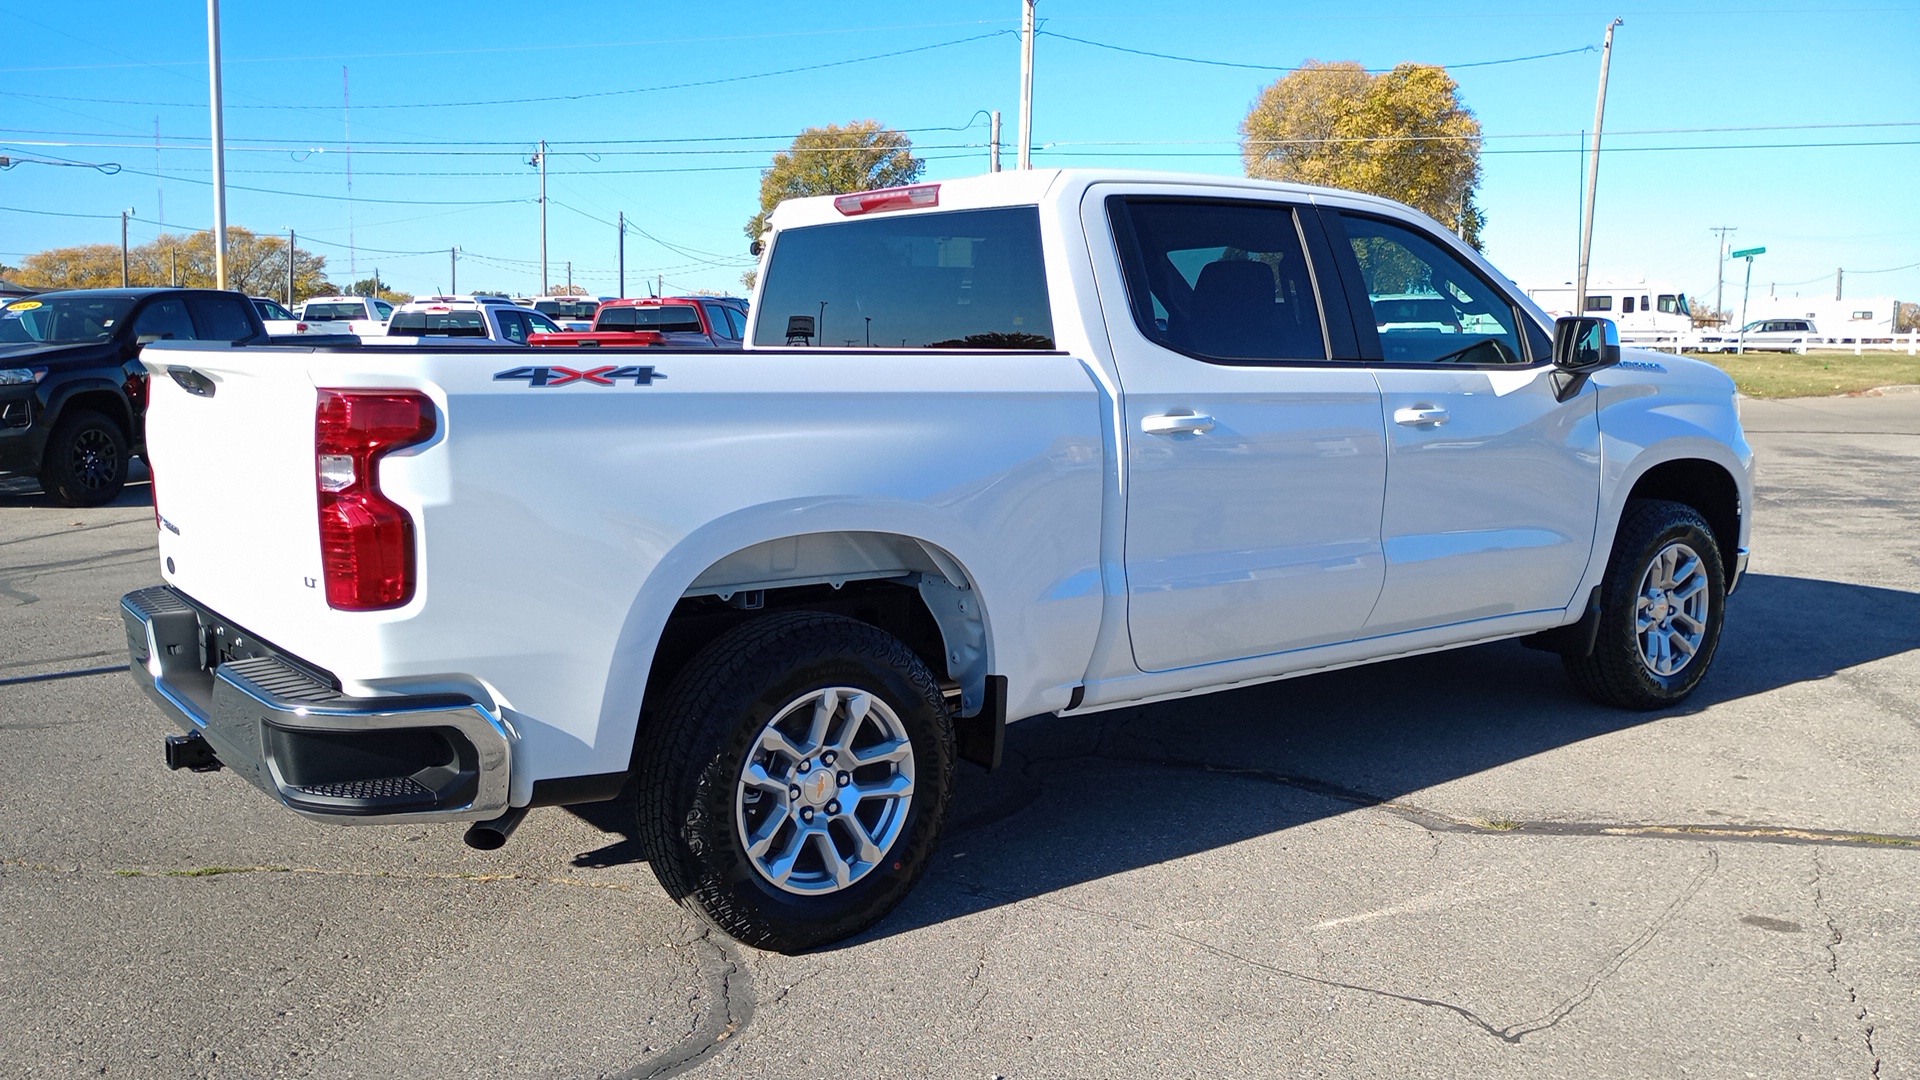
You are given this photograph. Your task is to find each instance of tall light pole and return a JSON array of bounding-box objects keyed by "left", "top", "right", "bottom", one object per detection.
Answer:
[
  {"left": 617, "top": 211, "right": 626, "bottom": 298},
  {"left": 1017, "top": 0, "right": 1036, "bottom": 169},
  {"left": 1574, "top": 18, "right": 1622, "bottom": 316},
  {"left": 287, "top": 228, "right": 296, "bottom": 306},
  {"left": 531, "top": 140, "right": 548, "bottom": 294},
  {"left": 206, "top": 0, "right": 230, "bottom": 289},
  {"left": 121, "top": 208, "right": 135, "bottom": 287}
]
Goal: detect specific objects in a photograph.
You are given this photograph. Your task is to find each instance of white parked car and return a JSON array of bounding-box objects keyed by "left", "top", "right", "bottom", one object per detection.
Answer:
[
  {"left": 294, "top": 295, "right": 393, "bottom": 336},
  {"left": 1692, "top": 318, "right": 1819, "bottom": 354},
  {"left": 369, "top": 295, "right": 563, "bottom": 346},
  {"left": 124, "top": 169, "right": 1753, "bottom": 952},
  {"left": 526, "top": 295, "right": 602, "bottom": 332}
]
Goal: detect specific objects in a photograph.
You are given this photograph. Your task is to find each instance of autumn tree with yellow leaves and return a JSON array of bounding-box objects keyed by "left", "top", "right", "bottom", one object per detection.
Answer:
[{"left": 1241, "top": 61, "right": 1485, "bottom": 247}]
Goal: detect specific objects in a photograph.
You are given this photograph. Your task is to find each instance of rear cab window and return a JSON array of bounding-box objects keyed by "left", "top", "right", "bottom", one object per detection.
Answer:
[
  {"left": 388, "top": 311, "right": 488, "bottom": 337},
  {"left": 753, "top": 207, "right": 1054, "bottom": 349}
]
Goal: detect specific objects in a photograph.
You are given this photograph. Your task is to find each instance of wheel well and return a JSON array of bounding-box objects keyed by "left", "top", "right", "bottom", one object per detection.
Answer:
[
  {"left": 51, "top": 390, "right": 132, "bottom": 440},
  {"left": 1626, "top": 459, "right": 1740, "bottom": 556},
  {"left": 641, "top": 579, "right": 952, "bottom": 730}
]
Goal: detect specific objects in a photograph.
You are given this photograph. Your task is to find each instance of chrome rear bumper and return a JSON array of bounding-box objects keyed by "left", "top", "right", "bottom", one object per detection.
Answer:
[{"left": 121, "top": 585, "right": 512, "bottom": 824}]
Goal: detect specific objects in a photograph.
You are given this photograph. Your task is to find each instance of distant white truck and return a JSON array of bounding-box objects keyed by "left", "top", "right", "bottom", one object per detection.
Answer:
[
  {"left": 294, "top": 295, "right": 393, "bottom": 337},
  {"left": 370, "top": 295, "right": 564, "bottom": 346},
  {"left": 123, "top": 170, "right": 1753, "bottom": 951}
]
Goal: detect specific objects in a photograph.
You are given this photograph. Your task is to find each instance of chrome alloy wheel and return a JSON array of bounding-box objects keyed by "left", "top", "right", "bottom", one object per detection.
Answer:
[
  {"left": 735, "top": 686, "right": 916, "bottom": 896},
  {"left": 1636, "top": 541, "right": 1711, "bottom": 677}
]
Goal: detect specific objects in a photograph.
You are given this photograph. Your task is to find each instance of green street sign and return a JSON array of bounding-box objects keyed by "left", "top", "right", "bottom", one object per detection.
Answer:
[{"left": 1730, "top": 246, "right": 1766, "bottom": 258}]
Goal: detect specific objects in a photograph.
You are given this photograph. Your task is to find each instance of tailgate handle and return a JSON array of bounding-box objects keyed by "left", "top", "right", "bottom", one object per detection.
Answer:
[{"left": 167, "top": 366, "right": 216, "bottom": 398}]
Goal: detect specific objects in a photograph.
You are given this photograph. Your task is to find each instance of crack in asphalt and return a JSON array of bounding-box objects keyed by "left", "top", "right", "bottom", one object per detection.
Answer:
[
  {"left": 0, "top": 649, "right": 122, "bottom": 673},
  {"left": 0, "top": 516, "right": 150, "bottom": 549},
  {"left": 0, "top": 664, "right": 128, "bottom": 688},
  {"left": 955, "top": 846, "right": 1720, "bottom": 1046},
  {"left": 617, "top": 928, "right": 754, "bottom": 1080},
  {"left": 957, "top": 740, "right": 1920, "bottom": 852},
  {"left": 1812, "top": 851, "right": 1884, "bottom": 1079}
]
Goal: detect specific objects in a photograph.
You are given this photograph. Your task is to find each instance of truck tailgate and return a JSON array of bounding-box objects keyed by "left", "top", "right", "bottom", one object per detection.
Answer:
[{"left": 142, "top": 344, "right": 333, "bottom": 638}]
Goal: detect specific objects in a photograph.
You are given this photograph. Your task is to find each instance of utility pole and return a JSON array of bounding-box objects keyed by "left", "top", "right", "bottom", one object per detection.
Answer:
[
  {"left": 566, "top": 261, "right": 572, "bottom": 294},
  {"left": 618, "top": 212, "right": 626, "bottom": 297},
  {"left": 1574, "top": 17, "right": 1622, "bottom": 316},
  {"left": 990, "top": 110, "right": 1002, "bottom": 173},
  {"left": 121, "top": 208, "right": 134, "bottom": 287},
  {"left": 656, "top": 274, "right": 662, "bottom": 298},
  {"left": 206, "top": 0, "right": 230, "bottom": 289},
  {"left": 533, "top": 140, "right": 548, "bottom": 294},
  {"left": 287, "top": 228, "right": 296, "bottom": 306},
  {"left": 1018, "top": 0, "right": 1036, "bottom": 169},
  {"left": 170, "top": 246, "right": 177, "bottom": 287},
  {"left": 1710, "top": 225, "right": 1737, "bottom": 326},
  {"left": 450, "top": 247, "right": 459, "bottom": 295},
  {"left": 1835, "top": 267, "right": 1844, "bottom": 301}
]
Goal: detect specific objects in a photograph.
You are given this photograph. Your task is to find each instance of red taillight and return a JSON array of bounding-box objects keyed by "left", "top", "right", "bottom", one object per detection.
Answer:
[
  {"left": 833, "top": 183, "right": 939, "bottom": 216},
  {"left": 314, "top": 389, "right": 436, "bottom": 611}
]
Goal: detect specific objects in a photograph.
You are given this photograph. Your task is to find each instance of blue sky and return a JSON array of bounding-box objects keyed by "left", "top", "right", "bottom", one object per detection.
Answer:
[{"left": 3, "top": 1, "right": 1915, "bottom": 308}]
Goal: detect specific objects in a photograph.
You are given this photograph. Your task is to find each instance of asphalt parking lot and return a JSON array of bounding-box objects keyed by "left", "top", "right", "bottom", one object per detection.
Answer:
[{"left": 2, "top": 392, "right": 1915, "bottom": 1080}]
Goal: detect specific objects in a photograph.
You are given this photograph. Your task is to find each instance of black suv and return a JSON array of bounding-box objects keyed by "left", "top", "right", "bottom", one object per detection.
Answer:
[{"left": 0, "top": 289, "right": 266, "bottom": 506}]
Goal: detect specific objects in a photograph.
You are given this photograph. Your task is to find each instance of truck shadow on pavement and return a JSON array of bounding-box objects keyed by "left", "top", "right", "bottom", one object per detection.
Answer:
[
  {"left": 572, "top": 572, "right": 1916, "bottom": 939},
  {"left": 0, "top": 467, "right": 153, "bottom": 510},
  {"left": 840, "top": 571, "right": 1920, "bottom": 946}
]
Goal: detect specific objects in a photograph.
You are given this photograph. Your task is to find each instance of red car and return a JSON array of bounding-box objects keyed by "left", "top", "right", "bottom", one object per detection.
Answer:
[{"left": 528, "top": 296, "right": 747, "bottom": 349}]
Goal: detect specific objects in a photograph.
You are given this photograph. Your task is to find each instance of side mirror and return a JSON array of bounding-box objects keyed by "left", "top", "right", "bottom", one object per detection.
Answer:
[
  {"left": 749, "top": 238, "right": 765, "bottom": 256},
  {"left": 1552, "top": 316, "right": 1620, "bottom": 371}
]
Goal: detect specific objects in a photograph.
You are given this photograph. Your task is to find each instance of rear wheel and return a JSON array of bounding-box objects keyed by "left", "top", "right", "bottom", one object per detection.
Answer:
[
  {"left": 39, "top": 409, "right": 127, "bottom": 507},
  {"left": 1564, "top": 499, "right": 1727, "bottom": 709},
  {"left": 635, "top": 611, "right": 955, "bottom": 952}
]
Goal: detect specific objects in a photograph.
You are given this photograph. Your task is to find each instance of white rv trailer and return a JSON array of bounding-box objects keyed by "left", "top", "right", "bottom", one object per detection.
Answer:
[{"left": 1526, "top": 282, "right": 1695, "bottom": 351}]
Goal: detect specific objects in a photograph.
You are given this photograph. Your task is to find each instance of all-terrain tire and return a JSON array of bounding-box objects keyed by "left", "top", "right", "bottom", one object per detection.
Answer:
[{"left": 635, "top": 611, "right": 955, "bottom": 952}]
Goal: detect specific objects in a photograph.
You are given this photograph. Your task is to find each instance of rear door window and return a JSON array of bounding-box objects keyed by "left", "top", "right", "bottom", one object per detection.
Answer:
[
  {"left": 187, "top": 293, "right": 258, "bottom": 341},
  {"left": 131, "top": 298, "right": 198, "bottom": 342},
  {"left": 754, "top": 206, "right": 1054, "bottom": 349},
  {"left": 1108, "top": 197, "right": 1328, "bottom": 363}
]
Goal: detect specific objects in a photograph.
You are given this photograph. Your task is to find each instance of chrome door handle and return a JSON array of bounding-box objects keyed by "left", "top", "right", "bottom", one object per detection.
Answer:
[
  {"left": 1141, "top": 412, "right": 1216, "bottom": 436},
  {"left": 1393, "top": 406, "right": 1449, "bottom": 427}
]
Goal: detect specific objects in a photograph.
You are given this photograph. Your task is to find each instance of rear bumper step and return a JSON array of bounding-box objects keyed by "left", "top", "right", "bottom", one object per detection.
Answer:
[{"left": 122, "top": 585, "right": 512, "bottom": 824}]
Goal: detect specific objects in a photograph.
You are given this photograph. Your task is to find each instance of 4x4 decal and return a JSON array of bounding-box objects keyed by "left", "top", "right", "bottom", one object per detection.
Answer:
[{"left": 494, "top": 365, "right": 666, "bottom": 388}]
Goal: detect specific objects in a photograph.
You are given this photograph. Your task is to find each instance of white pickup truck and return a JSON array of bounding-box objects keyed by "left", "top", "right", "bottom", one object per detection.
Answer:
[{"left": 122, "top": 170, "right": 1753, "bottom": 951}]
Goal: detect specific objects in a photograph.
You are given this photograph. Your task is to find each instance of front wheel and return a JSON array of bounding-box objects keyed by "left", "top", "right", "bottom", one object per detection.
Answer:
[
  {"left": 1564, "top": 499, "right": 1728, "bottom": 709},
  {"left": 39, "top": 409, "right": 127, "bottom": 507},
  {"left": 635, "top": 611, "right": 955, "bottom": 952}
]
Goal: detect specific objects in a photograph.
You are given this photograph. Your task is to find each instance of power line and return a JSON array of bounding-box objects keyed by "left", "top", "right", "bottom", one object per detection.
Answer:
[
  {"left": 1035, "top": 31, "right": 1596, "bottom": 73},
  {"left": 0, "top": 18, "right": 1016, "bottom": 73},
  {"left": 0, "top": 31, "right": 1017, "bottom": 112},
  {"left": 9, "top": 120, "right": 1914, "bottom": 158}
]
